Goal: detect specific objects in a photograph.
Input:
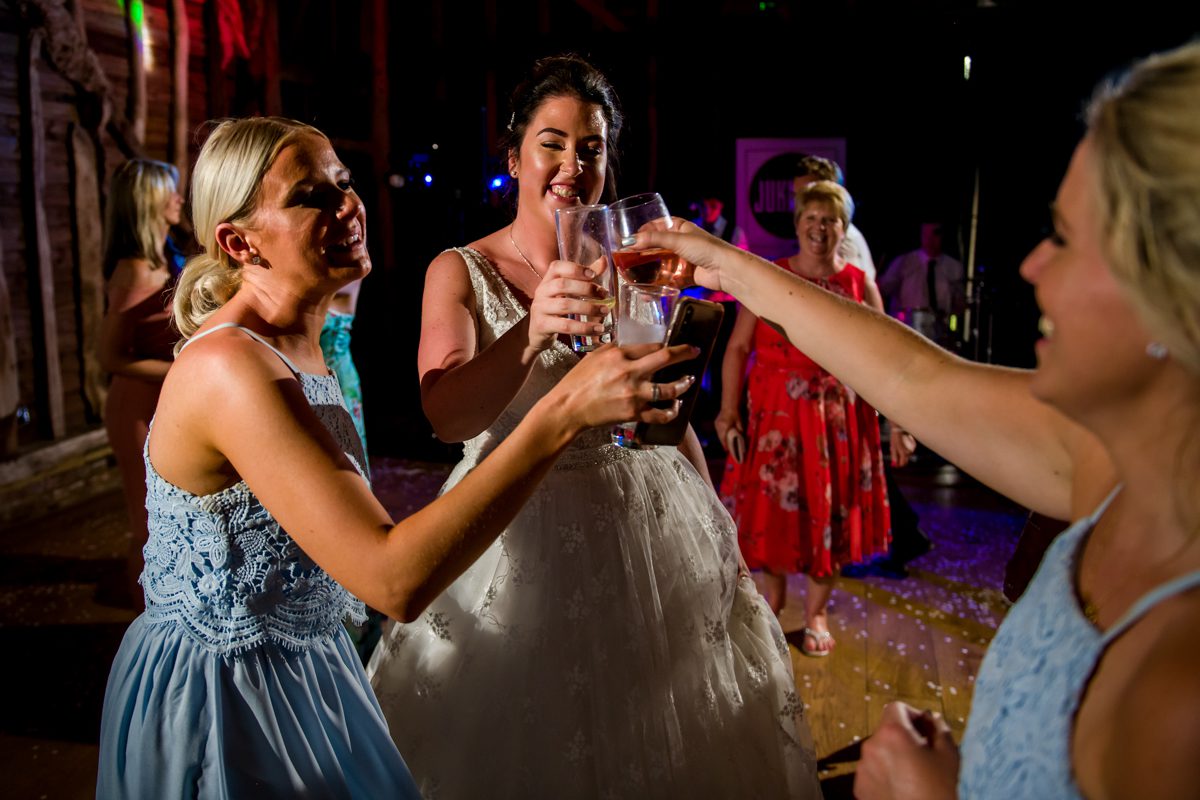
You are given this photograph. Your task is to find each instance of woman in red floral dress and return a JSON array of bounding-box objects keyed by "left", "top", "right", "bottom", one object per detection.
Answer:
[{"left": 717, "top": 180, "right": 890, "bottom": 656}]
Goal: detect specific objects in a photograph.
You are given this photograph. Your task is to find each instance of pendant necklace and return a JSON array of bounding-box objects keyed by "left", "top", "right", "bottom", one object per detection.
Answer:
[{"left": 508, "top": 225, "right": 544, "bottom": 280}]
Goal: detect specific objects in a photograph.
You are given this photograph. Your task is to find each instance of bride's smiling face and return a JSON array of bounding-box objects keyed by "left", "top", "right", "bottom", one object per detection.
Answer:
[{"left": 509, "top": 94, "right": 607, "bottom": 223}]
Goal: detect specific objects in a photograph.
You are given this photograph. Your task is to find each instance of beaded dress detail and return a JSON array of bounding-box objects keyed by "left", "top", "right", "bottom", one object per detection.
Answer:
[{"left": 367, "top": 248, "right": 819, "bottom": 799}]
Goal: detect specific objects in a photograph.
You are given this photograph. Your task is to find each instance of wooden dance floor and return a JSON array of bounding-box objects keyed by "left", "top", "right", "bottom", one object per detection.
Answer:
[
  {"left": 0, "top": 457, "right": 1024, "bottom": 798},
  {"left": 774, "top": 465, "right": 1024, "bottom": 797}
]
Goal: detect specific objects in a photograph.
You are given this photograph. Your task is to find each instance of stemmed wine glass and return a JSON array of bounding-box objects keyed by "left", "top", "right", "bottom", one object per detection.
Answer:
[{"left": 609, "top": 193, "right": 693, "bottom": 288}]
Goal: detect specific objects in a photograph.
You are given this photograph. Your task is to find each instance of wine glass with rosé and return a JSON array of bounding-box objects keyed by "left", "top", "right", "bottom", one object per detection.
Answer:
[{"left": 609, "top": 193, "right": 694, "bottom": 289}]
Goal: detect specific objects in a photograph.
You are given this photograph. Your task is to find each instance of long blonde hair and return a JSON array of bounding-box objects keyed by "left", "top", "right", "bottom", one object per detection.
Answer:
[
  {"left": 173, "top": 117, "right": 325, "bottom": 342},
  {"left": 102, "top": 158, "right": 179, "bottom": 278},
  {"left": 1088, "top": 41, "right": 1200, "bottom": 375}
]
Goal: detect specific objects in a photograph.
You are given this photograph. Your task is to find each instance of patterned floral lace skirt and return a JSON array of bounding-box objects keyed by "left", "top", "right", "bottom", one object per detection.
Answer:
[{"left": 367, "top": 444, "right": 819, "bottom": 799}]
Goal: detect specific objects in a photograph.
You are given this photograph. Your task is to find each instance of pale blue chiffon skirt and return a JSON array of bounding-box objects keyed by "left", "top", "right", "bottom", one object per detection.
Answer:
[{"left": 97, "top": 615, "right": 419, "bottom": 799}]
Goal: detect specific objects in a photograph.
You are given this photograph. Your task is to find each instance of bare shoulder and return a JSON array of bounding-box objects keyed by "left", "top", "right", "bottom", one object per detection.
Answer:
[
  {"left": 109, "top": 257, "right": 164, "bottom": 287},
  {"left": 428, "top": 246, "right": 471, "bottom": 272},
  {"left": 166, "top": 326, "right": 294, "bottom": 407},
  {"left": 1109, "top": 596, "right": 1200, "bottom": 797},
  {"left": 423, "top": 248, "right": 476, "bottom": 308},
  {"left": 151, "top": 326, "right": 301, "bottom": 489}
]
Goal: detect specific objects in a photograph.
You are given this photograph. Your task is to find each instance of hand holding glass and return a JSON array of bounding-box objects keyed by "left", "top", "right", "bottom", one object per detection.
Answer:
[
  {"left": 610, "top": 193, "right": 693, "bottom": 288},
  {"left": 611, "top": 283, "right": 679, "bottom": 448},
  {"left": 555, "top": 204, "right": 616, "bottom": 353}
]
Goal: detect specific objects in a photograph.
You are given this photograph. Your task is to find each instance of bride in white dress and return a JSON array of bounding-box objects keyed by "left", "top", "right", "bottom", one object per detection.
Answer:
[{"left": 368, "top": 55, "right": 819, "bottom": 799}]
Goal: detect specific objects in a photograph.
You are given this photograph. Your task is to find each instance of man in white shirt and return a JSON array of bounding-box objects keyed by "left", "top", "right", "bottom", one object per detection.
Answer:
[{"left": 877, "top": 221, "right": 965, "bottom": 349}]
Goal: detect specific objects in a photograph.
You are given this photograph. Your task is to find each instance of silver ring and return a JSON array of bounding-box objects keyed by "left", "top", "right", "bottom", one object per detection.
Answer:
[{"left": 651, "top": 383, "right": 660, "bottom": 403}]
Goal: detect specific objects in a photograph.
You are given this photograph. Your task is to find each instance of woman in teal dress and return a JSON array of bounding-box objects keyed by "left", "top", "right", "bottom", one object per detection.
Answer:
[
  {"left": 95, "top": 116, "right": 697, "bottom": 799},
  {"left": 321, "top": 277, "right": 368, "bottom": 461}
]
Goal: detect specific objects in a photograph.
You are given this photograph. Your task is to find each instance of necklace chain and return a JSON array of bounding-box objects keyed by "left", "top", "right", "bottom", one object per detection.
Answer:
[{"left": 507, "top": 226, "right": 543, "bottom": 280}]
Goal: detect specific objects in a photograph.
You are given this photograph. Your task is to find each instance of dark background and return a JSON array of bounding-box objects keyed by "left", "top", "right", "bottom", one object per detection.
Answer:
[{"left": 271, "top": 0, "right": 1197, "bottom": 461}]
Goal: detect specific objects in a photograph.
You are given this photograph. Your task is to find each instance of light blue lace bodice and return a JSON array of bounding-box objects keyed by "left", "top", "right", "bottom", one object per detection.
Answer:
[
  {"left": 960, "top": 488, "right": 1200, "bottom": 798},
  {"left": 454, "top": 247, "right": 634, "bottom": 472},
  {"left": 140, "top": 324, "right": 368, "bottom": 655}
]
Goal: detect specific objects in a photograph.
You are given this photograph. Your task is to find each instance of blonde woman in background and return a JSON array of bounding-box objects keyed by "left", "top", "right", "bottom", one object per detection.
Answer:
[
  {"left": 96, "top": 116, "right": 695, "bottom": 798},
  {"left": 98, "top": 158, "right": 184, "bottom": 608}
]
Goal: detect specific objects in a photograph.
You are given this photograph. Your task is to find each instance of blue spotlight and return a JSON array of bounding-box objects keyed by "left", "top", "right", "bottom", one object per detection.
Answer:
[{"left": 424, "top": 174, "right": 433, "bottom": 185}]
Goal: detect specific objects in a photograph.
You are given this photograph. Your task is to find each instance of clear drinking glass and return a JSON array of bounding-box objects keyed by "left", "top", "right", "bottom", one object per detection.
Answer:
[
  {"left": 610, "top": 192, "right": 694, "bottom": 289},
  {"left": 555, "top": 204, "right": 616, "bottom": 353},
  {"left": 611, "top": 283, "right": 679, "bottom": 449}
]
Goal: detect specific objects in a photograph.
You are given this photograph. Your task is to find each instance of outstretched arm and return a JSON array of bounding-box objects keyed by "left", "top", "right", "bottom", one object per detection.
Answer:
[
  {"left": 632, "top": 223, "right": 1097, "bottom": 520},
  {"left": 152, "top": 334, "right": 696, "bottom": 622}
]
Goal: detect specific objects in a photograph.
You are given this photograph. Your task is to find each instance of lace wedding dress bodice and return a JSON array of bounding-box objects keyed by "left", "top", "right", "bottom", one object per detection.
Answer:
[
  {"left": 455, "top": 247, "right": 631, "bottom": 470},
  {"left": 140, "top": 359, "right": 368, "bottom": 656}
]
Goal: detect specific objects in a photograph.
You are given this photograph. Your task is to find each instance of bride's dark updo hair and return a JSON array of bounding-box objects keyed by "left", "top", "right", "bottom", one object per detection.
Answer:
[{"left": 499, "top": 54, "right": 624, "bottom": 203}]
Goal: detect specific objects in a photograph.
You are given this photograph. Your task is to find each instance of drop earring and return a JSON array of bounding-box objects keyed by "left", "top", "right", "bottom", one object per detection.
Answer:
[{"left": 1146, "top": 341, "right": 1169, "bottom": 360}]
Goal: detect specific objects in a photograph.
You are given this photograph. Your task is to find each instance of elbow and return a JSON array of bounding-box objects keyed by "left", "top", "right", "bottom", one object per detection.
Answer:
[
  {"left": 372, "top": 561, "right": 441, "bottom": 623},
  {"left": 393, "top": 601, "right": 428, "bottom": 625},
  {"left": 425, "top": 416, "right": 474, "bottom": 445},
  {"left": 422, "top": 399, "right": 484, "bottom": 443},
  {"left": 378, "top": 585, "right": 434, "bottom": 624}
]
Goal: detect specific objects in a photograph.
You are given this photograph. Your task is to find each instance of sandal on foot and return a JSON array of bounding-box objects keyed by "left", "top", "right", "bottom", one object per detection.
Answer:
[{"left": 800, "top": 627, "right": 834, "bottom": 657}]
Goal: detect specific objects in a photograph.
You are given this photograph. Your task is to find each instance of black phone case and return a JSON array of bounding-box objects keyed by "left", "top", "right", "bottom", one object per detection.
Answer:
[{"left": 634, "top": 297, "right": 725, "bottom": 446}]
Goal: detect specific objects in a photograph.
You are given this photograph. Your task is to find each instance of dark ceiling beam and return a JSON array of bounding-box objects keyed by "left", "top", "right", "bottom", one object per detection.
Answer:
[{"left": 573, "top": 0, "right": 627, "bottom": 32}]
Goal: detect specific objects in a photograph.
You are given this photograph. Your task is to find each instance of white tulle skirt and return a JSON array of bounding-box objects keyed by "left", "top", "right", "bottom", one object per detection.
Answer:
[{"left": 368, "top": 444, "right": 819, "bottom": 799}]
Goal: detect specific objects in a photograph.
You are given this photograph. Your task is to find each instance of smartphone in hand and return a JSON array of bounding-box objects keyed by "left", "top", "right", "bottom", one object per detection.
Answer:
[
  {"left": 634, "top": 297, "right": 725, "bottom": 447},
  {"left": 726, "top": 429, "right": 747, "bottom": 463}
]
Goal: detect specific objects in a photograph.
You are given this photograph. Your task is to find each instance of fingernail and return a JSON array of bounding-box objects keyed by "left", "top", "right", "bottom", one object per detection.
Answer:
[
  {"left": 690, "top": 345, "right": 701, "bottom": 355},
  {"left": 620, "top": 235, "right": 636, "bottom": 247},
  {"left": 583, "top": 268, "right": 595, "bottom": 278},
  {"left": 593, "top": 324, "right": 604, "bottom": 333},
  {"left": 684, "top": 374, "right": 696, "bottom": 386}
]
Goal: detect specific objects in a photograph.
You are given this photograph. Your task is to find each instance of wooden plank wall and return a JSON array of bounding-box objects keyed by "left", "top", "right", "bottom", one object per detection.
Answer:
[
  {"left": 0, "top": 0, "right": 391, "bottom": 461},
  {"left": 0, "top": 0, "right": 210, "bottom": 455}
]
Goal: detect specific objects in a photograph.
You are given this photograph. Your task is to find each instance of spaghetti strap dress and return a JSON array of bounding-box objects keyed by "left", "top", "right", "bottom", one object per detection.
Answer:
[{"left": 96, "top": 323, "right": 418, "bottom": 799}]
